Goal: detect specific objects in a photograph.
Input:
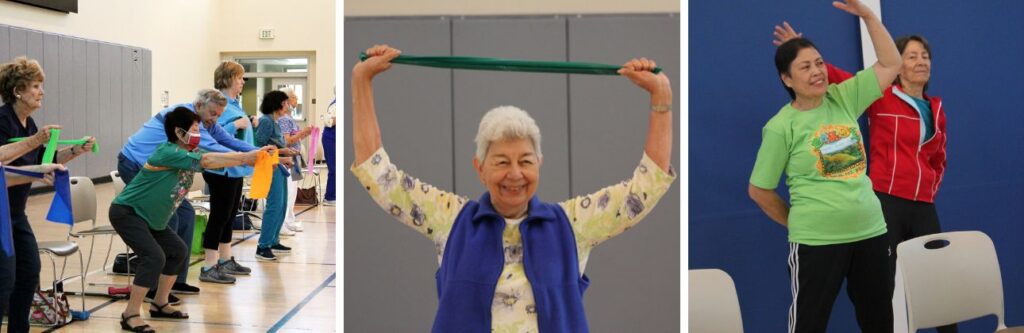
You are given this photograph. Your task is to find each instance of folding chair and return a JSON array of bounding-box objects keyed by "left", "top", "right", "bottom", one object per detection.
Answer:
[
  {"left": 689, "top": 269, "right": 744, "bottom": 333},
  {"left": 897, "top": 231, "right": 1024, "bottom": 332}
]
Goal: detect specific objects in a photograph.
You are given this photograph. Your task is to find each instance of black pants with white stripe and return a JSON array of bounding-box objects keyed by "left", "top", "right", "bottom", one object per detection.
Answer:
[{"left": 788, "top": 233, "right": 893, "bottom": 333}]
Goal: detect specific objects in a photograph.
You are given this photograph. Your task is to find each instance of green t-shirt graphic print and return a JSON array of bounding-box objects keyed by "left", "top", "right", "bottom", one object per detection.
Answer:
[{"left": 750, "top": 68, "right": 887, "bottom": 246}]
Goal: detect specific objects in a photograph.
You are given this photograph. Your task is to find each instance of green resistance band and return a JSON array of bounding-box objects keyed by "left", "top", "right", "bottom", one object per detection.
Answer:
[
  {"left": 9, "top": 129, "right": 99, "bottom": 163},
  {"left": 359, "top": 52, "right": 662, "bottom": 75}
]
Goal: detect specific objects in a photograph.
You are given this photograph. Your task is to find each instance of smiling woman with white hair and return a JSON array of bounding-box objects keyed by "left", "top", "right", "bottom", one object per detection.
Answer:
[{"left": 350, "top": 45, "right": 675, "bottom": 332}]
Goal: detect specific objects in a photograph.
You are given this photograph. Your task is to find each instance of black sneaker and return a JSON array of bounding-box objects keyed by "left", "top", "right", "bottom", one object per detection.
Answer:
[
  {"left": 270, "top": 244, "right": 291, "bottom": 254},
  {"left": 144, "top": 290, "right": 182, "bottom": 305},
  {"left": 255, "top": 247, "right": 277, "bottom": 261},
  {"left": 171, "top": 282, "right": 200, "bottom": 295}
]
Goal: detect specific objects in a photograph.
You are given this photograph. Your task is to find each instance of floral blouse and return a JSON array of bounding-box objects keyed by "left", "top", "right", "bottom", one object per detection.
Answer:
[{"left": 351, "top": 146, "right": 676, "bottom": 332}]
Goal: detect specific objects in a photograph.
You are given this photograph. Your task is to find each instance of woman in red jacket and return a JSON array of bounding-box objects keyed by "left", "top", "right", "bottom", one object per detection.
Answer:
[{"left": 774, "top": 23, "right": 954, "bottom": 332}]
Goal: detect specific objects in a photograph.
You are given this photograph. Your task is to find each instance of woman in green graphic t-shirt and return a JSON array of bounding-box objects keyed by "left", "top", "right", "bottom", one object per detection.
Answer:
[
  {"left": 747, "top": 0, "right": 902, "bottom": 332},
  {"left": 109, "top": 107, "right": 273, "bottom": 333}
]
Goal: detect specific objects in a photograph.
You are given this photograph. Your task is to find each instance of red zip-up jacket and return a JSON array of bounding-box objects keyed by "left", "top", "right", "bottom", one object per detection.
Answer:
[{"left": 828, "top": 64, "right": 947, "bottom": 203}]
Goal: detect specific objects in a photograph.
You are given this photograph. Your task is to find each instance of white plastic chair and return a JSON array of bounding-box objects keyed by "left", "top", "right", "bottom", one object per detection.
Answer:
[
  {"left": 109, "top": 170, "right": 125, "bottom": 196},
  {"left": 689, "top": 269, "right": 744, "bottom": 333},
  {"left": 897, "top": 231, "right": 1024, "bottom": 332}
]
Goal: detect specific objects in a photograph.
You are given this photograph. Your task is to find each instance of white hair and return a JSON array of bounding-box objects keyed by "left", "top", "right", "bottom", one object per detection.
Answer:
[
  {"left": 474, "top": 106, "right": 542, "bottom": 162},
  {"left": 279, "top": 87, "right": 297, "bottom": 100}
]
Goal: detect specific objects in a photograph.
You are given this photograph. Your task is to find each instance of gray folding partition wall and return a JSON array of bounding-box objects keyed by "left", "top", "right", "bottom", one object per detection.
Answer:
[
  {"left": 345, "top": 14, "right": 680, "bottom": 332},
  {"left": 0, "top": 24, "right": 152, "bottom": 182}
]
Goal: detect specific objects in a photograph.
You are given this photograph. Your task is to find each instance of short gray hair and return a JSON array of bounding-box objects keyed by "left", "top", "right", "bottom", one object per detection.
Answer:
[
  {"left": 474, "top": 106, "right": 542, "bottom": 162},
  {"left": 280, "top": 87, "right": 297, "bottom": 100},
  {"left": 194, "top": 88, "right": 227, "bottom": 107}
]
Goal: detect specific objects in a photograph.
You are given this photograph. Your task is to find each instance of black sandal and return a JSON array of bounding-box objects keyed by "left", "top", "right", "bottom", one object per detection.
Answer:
[
  {"left": 149, "top": 302, "right": 189, "bottom": 319},
  {"left": 120, "top": 313, "right": 155, "bottom": 333}
]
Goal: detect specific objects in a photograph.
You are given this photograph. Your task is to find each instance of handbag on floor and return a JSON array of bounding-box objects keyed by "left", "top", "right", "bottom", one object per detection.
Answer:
[
  {"left": 295, "top": 170, "right": 318, "bottom": 206},
  {"left": 29, "top": 281, "right": 71, "bottom": 326},
  {"left": 295, "top": 187, "right": 318, "bottom": 206}
]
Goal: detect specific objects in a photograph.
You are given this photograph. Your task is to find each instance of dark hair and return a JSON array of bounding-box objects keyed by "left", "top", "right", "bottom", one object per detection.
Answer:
[
  {"left": 894, "top": 35, "right": 932, "bottom": 92},
  {"left": 260, "top": 90, "right": 289, "bottom": 115},
  {"left": 775, "top": 38, "right": 819, "bottom": 100},
  {"left": 165, "top": 106, "right": 200, "bottom": 142}
]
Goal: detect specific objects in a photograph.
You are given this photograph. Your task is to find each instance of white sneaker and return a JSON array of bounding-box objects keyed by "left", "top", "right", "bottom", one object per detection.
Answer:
[
  {"left": 287, "top": 222, "right": 304, "bottom": 232},
  {"left": 323, "top": 200, "right": 336, "bottom": 206},
  {"left": 279, "top": 227, "right": 296, "bottom": 237}
]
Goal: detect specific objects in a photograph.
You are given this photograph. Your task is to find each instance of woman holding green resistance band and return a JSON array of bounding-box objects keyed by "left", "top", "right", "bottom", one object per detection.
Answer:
[
  {"left": 352, "top": 45, "right": 675, "bottom": 332},
  {"left": 0, "top": 57, "right": 95, "bottom": 333}
]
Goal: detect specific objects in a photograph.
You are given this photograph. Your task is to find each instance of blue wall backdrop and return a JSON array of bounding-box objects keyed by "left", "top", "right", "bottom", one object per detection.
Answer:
[{"left": 690, "top": 1, "right": 1024, "bottom": 331}]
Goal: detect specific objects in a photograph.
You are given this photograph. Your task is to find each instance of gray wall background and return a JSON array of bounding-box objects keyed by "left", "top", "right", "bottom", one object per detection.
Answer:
[
  {"left": 344, "top": 14, "right": 680, "bottom": 332},
  {"left": 0, "top": 24, "right": 151, "bottom": 182}
]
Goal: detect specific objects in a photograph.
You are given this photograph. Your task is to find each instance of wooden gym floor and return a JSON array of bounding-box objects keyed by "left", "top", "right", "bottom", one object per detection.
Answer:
[{"left": 23, "top": 177, "right": 336, "bottom": 332}]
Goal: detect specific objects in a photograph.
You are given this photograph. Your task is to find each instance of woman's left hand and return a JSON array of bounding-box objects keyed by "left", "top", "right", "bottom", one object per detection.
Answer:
[
  {"left": 80, "top": 136, "right": 96, "bottom": 154},
  {"left": 833, "top": 0, "right": 874, "bottom": 18},
  {"left": 618, "top": 58, "right": 672, "bottom": 100}
]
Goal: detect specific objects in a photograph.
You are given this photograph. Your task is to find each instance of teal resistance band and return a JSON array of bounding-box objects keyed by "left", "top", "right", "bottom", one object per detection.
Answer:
[{"left": 359, "top": 53, "right": 662, "bottom": 75}]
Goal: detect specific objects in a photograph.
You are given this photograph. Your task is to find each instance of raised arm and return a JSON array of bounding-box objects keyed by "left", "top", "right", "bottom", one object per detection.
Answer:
[
  {"left": 618, "top": 58, "right": 673, "bottom": 172},
  {"left": 198, "top": 146, "right": 272, "bottom": 169},
  {"left": 833, "top": 0, "right": 900, "bottom": 90},
  {"left": 772, "top": 21, "right": 855, "bottom": 84},
  {"left": 352, "top": 45, "right": 401, "bottom": 165}
]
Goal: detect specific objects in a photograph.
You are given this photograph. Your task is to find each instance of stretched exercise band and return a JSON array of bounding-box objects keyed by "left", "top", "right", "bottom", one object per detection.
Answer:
[
  {"left": 359, "top": 52, "right": 662, "bottom": 75},
  {"left": 9, "top": 129, "right": 99, "bottom": 164},
  {"left": 4, "top": 167, "right": 72, "bottom": 226}
]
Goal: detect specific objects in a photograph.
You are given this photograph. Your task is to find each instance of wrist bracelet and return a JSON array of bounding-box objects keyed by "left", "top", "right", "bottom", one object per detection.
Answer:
[{"left": 651, "top": 104, "right": 672, "bottom": 113}]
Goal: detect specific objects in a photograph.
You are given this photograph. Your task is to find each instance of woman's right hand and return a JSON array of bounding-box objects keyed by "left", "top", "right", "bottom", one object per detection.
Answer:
[
  {"left": 24, "top": 164, "right": 65, "bottom": 185},
  {"left": 353, "top": 45, "right": 402, "bottom": 81},
  {"left": 32, "top": 125, "right": 61, "bottom": 146},
  {"left": 772, "top": 21, "right": 803, "bottom": 46}
]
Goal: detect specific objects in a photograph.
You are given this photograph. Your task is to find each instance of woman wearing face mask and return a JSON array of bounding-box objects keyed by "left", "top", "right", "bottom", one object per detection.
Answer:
[
  {"left": 276, "top": 87, "right": 312, "bottom": 234},
  {"left": 0, "top": 56, "right": 95, "bottom": 333},
  {"left": 351, "top": 45, "right": 675, "bottom": 332},
  {"left": 748, "top": 0, "right": 903, "bottom": 331},
  {"left": 773, "top": 24, "right": 952, "bottom": 332},
  {"left": 109, "top": 107, "right": 271, "bottom": 333}
]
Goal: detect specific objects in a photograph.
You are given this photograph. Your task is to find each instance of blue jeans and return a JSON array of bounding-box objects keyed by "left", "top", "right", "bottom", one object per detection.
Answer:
[
  {"left": 117, "top": 152, "right": 194, "bottom": 283},
  {"left": 258, "top": 167, "right": 288, "bottom": 248}
]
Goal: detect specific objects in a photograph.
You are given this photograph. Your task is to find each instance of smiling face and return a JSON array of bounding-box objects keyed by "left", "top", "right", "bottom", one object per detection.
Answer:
[
  {"left": 781, "top": 47, "right": 828, "bottom": 100},
  {"left": 898, "top": 40, "right": 931, "bottom": 88},
  {"left": 196, "top": 102, "right": 226, "bottom": 128},
  {"left": 473, "top": 137, "right": 541, "bottom": 219}
]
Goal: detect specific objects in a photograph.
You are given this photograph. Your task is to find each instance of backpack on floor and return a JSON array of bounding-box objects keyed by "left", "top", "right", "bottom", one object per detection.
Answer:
[{"left": 112, "top": 252, "right": 139, "bottom": 275}]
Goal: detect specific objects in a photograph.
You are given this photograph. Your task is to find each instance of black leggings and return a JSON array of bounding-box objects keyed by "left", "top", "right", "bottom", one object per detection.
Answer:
[
  {"left": 108, "top": 204, "right": 188, "bottom": 289},
  {"left": 202, "top": 172, "right": 243, "bottom": 249}
]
